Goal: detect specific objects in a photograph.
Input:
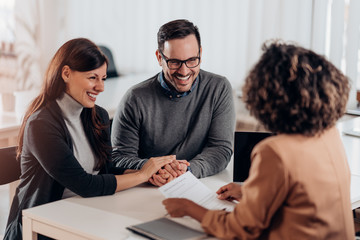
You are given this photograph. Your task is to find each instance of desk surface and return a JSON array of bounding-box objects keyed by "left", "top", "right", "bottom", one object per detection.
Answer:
[
  {"left": 22, "top": 153, "right": 360, "bottom": 240},
  {"left": 17, "top": 117, "right": 360, "bottom": 239},
  {"left": 22, "top": 166, "right": 232, "bottom": 240}
]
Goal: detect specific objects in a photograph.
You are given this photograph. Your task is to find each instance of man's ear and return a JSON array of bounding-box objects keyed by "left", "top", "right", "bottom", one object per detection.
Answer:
[
  {"left": 155, "top": 49, "right": 162, "bottom": 66},
  {"left": 61, "top": 65, "right": 71, "bottom": 83}
]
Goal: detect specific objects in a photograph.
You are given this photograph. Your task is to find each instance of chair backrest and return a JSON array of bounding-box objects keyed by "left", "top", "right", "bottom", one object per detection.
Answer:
[
  {"left": 99, "top": 45, "right": 120, "bottom": 78},
  {"left": 0, "top": 146, "right": 21, "bottom": 185}
]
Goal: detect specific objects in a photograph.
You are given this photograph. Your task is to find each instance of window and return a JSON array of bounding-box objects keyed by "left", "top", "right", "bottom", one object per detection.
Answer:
[
  {"left": 0, "top": 0, "right": 16, "bottom": 97},
  {"left": 322, "top": 0, "right": 360, "bottom": 110},
  {"left": 0, "top": 0, "right": 15, "bottom": 54}
]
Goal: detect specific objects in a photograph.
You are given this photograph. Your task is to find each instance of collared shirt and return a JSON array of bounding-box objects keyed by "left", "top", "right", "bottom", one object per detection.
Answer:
[{"left": 158, "top": 72, "right": 199, "bottom": 99}]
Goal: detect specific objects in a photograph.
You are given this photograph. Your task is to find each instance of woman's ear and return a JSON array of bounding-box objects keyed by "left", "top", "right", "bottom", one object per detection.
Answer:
[{"left": 61, "top": 65, "right": 71, "bottom": 83}]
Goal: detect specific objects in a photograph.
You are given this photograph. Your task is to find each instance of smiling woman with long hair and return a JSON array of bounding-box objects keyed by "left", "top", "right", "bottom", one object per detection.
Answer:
[{"left": 4, "top": 38, "right": 173, "bottom": 240}]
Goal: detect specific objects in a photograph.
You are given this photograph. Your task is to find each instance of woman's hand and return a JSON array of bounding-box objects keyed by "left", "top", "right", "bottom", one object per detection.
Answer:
[
  {"left": 216, "top": 182, "right": 242, "bottom": 201},
  {"left": 162, "top": 198, "right": 207, "bottom": 222},
  {"left": 115, "top": 156, "right": 174, "bottom": 192},
  {"left": 139, "top": 155, "right": 176, "bottom": 180}
]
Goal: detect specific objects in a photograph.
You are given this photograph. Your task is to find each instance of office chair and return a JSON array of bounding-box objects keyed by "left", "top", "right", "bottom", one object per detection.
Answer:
[
  {"left": 0, "top": 146, "right": 20, "bottom": 185},
  {"left": 98, "top": 45, "right": 120, "bottom": 78}
]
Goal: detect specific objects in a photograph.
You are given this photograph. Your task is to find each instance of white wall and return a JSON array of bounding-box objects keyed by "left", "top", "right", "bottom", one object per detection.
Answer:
[
  {"left": 59, "top": 0, "right": 313, "bottom": 91},
  {"left": 14, "top": 0, "right": 360, "bottom": 109}
]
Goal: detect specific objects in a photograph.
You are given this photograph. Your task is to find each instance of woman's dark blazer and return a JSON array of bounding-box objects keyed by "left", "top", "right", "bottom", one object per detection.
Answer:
[{"left": 4, "top": 100, "right": 125, "bottom": 240}]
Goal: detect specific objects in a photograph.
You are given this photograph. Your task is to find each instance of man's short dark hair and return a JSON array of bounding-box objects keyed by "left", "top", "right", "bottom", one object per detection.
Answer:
[
  {"left": 242, "top": 41, "right": 350, "bottom": 136},
  {"left": 157, "top": 19, "right": 201, "bottom": 51}
]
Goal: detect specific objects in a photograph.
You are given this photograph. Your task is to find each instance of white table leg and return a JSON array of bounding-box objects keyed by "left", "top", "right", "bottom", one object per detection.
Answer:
[
  {"left": 23, "top": 215, "right": 37, "bottom": 240},
  {"left": 9, "top": 180, "right": 19, "bottom": 206}
]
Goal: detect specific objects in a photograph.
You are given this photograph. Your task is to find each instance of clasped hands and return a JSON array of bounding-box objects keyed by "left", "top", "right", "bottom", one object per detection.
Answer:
[{"left": 148, "top": 155, "right": 190, "bottom": 186}]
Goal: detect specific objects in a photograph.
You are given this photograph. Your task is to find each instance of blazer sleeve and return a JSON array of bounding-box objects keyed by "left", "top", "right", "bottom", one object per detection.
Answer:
[{"left": 201, "top": 144, "right": 289, "bottom": 239}]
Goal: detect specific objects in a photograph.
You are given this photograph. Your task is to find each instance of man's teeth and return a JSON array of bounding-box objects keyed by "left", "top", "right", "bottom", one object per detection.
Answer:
[
  {"left": 176, "top": 75, "right": 190, "bottom": 80},
  {"left": 88, "top": 93, "right": 96, "bottom": 98}
]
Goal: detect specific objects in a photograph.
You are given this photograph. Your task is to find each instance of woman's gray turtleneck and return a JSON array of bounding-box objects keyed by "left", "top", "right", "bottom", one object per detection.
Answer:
[{"left": 56, "top": 93, "right": 99, "bottom": 198}]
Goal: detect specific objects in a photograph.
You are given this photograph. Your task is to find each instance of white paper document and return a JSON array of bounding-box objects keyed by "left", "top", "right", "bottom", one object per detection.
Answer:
[{"left": 159, "top": 171, "right": 235, "bottom": 211}]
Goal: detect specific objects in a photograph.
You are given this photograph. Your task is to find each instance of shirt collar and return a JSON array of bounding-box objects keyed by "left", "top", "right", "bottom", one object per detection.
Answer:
[{"left": 158, "top": 72, "right": 198, "bottom": 99}]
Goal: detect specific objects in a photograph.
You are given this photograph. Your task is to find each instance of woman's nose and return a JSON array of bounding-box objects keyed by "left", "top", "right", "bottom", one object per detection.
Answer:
[{"left": 95, "top": 79, "right": 104, "bottom": 92}]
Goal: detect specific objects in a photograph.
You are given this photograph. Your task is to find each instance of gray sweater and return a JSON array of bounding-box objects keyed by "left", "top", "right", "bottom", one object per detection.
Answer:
[{"left": 111, "top": 70, "right": 235, "bottom": 178}]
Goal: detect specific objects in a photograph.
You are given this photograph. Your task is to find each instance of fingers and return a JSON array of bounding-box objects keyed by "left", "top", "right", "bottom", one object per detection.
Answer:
[
  {"left": 142, "top": 156, "right": 190, "bottom": 184},
  {"left": 216, "top": 183, "right": 242, "bottom": 201},
  {"left": 177, "top": 163, "right": 188, "bottom": 173},
  {"left": 177, "top": 160, "right": 190, "bottom": 166},
  {"left": 141, "top": 155, "right": 176, "bottom": 179},
  {"left": 216, "top": 184, "right": 231, "bottom": 195},
  {"left": 148, "top": 177, "right": 157, "bottom": 186},
  {"left": 153, "top": 174, "right": 167, "bottom": 186},
  {"left": 217, "top": 190, "right": 233, "bottom": 200},
  {"left": 161, "top": 159, "right": 189, "bottom": 177},
  {"left": 156, "top": 155, "right": 176, "bottom": 169},
  {"left": 164, "top": 163, "right": 178, "bottom": 178},
  {"left": 162, "top": 198, "right": 186, "bottom": 217},
  {"left": 168, "top": 161, "right": 182, "bottom": 176},
  {"left": 158, "top": 168, "right": 170, "bottom": 178},
  {"left": 158, "top": 169, "right": 175, "bottom": 184},
  {"left": 168, "top": 160, "right": 189, "bottom": 176}
]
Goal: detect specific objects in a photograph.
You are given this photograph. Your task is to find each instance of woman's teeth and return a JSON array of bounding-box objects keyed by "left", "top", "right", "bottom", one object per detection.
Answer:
[{"left": 88, "top": 93, "right": 96, "bottom": 98}]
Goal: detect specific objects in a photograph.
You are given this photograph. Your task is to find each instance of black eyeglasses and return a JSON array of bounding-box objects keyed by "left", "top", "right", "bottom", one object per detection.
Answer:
[{"left": 159, "top": 50, "right": 201, "bottom": 70}]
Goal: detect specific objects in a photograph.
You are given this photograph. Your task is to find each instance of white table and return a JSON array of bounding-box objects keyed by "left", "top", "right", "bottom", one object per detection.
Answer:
[
  {"left": 21, "top": 118, "right": 360, "bottom": 240},
  {"left": 22, "top": 165, "right": 232, "bottom": 240},
  {"left": 21, "top": 160, "right": 360, "bottom": 240}
]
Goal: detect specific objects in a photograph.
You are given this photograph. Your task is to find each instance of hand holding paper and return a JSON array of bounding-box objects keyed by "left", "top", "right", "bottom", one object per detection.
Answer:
[{"left": 159, "top": 171, "right": 236, "bottom": 211}]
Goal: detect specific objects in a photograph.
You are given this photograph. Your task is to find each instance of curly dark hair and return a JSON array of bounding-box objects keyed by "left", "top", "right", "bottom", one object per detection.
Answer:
[{"left": 242, "top": 41, "right": 350, "bottom": 136}]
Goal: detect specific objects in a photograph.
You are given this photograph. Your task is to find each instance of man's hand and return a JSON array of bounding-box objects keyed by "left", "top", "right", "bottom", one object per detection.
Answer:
[
  {"left": 139, "top": 155, "right": 176, "bottom": 180},
  {"left": 148, "top": 159, "right": 190, "bottom": 186}
]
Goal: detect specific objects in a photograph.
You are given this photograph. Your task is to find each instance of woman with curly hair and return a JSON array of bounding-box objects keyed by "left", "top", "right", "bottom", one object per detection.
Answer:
[{"left": 163, "top": 41, "right": 355, "bottom": 239}]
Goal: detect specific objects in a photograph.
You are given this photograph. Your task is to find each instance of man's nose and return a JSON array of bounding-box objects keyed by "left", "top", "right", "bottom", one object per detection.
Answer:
[{"left": 176, "top": 62, "right": 190, "bottom": 75}]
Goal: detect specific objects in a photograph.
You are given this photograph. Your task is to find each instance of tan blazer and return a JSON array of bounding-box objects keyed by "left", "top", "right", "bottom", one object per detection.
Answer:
[{"left": 201, "top": 127, "right": 354, "bottom": 240}]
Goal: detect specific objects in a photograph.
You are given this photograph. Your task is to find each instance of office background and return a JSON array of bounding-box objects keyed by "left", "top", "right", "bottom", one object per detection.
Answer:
[
  {"left": 1, "top": 0, "right": 360, "bottom": 112},
  {"left": 1, "top": 0, "right": 360, "bottom": 237}
]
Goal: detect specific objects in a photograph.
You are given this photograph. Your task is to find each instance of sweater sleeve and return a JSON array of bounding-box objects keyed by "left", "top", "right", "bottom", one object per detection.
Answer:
[
  {"left": 189, "top": 77, "right": 235, "bottom": 178},
  {"left": 111, "top": 89, "right": 148, "bottom": 169},
  {"left": 201, "top": 144, "right": 288, "bottom": 239},
  {"left": 25, "top": 114, "right": 117, "bottom": 197}
]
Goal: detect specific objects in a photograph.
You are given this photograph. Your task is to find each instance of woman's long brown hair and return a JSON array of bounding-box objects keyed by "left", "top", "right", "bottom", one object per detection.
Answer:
[{"left": 17, "top": 38, "right": 110, "bottom": 170}]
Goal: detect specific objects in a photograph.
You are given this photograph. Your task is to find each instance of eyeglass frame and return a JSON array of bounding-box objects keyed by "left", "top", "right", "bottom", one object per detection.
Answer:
[{"left": 159, "top": 49, "right": 201, "bottom": 70}]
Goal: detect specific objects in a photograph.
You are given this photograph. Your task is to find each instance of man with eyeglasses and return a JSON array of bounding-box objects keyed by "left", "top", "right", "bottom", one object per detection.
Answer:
[{"left": 111, "top": 19, "right": 235, "bottom": 186}]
